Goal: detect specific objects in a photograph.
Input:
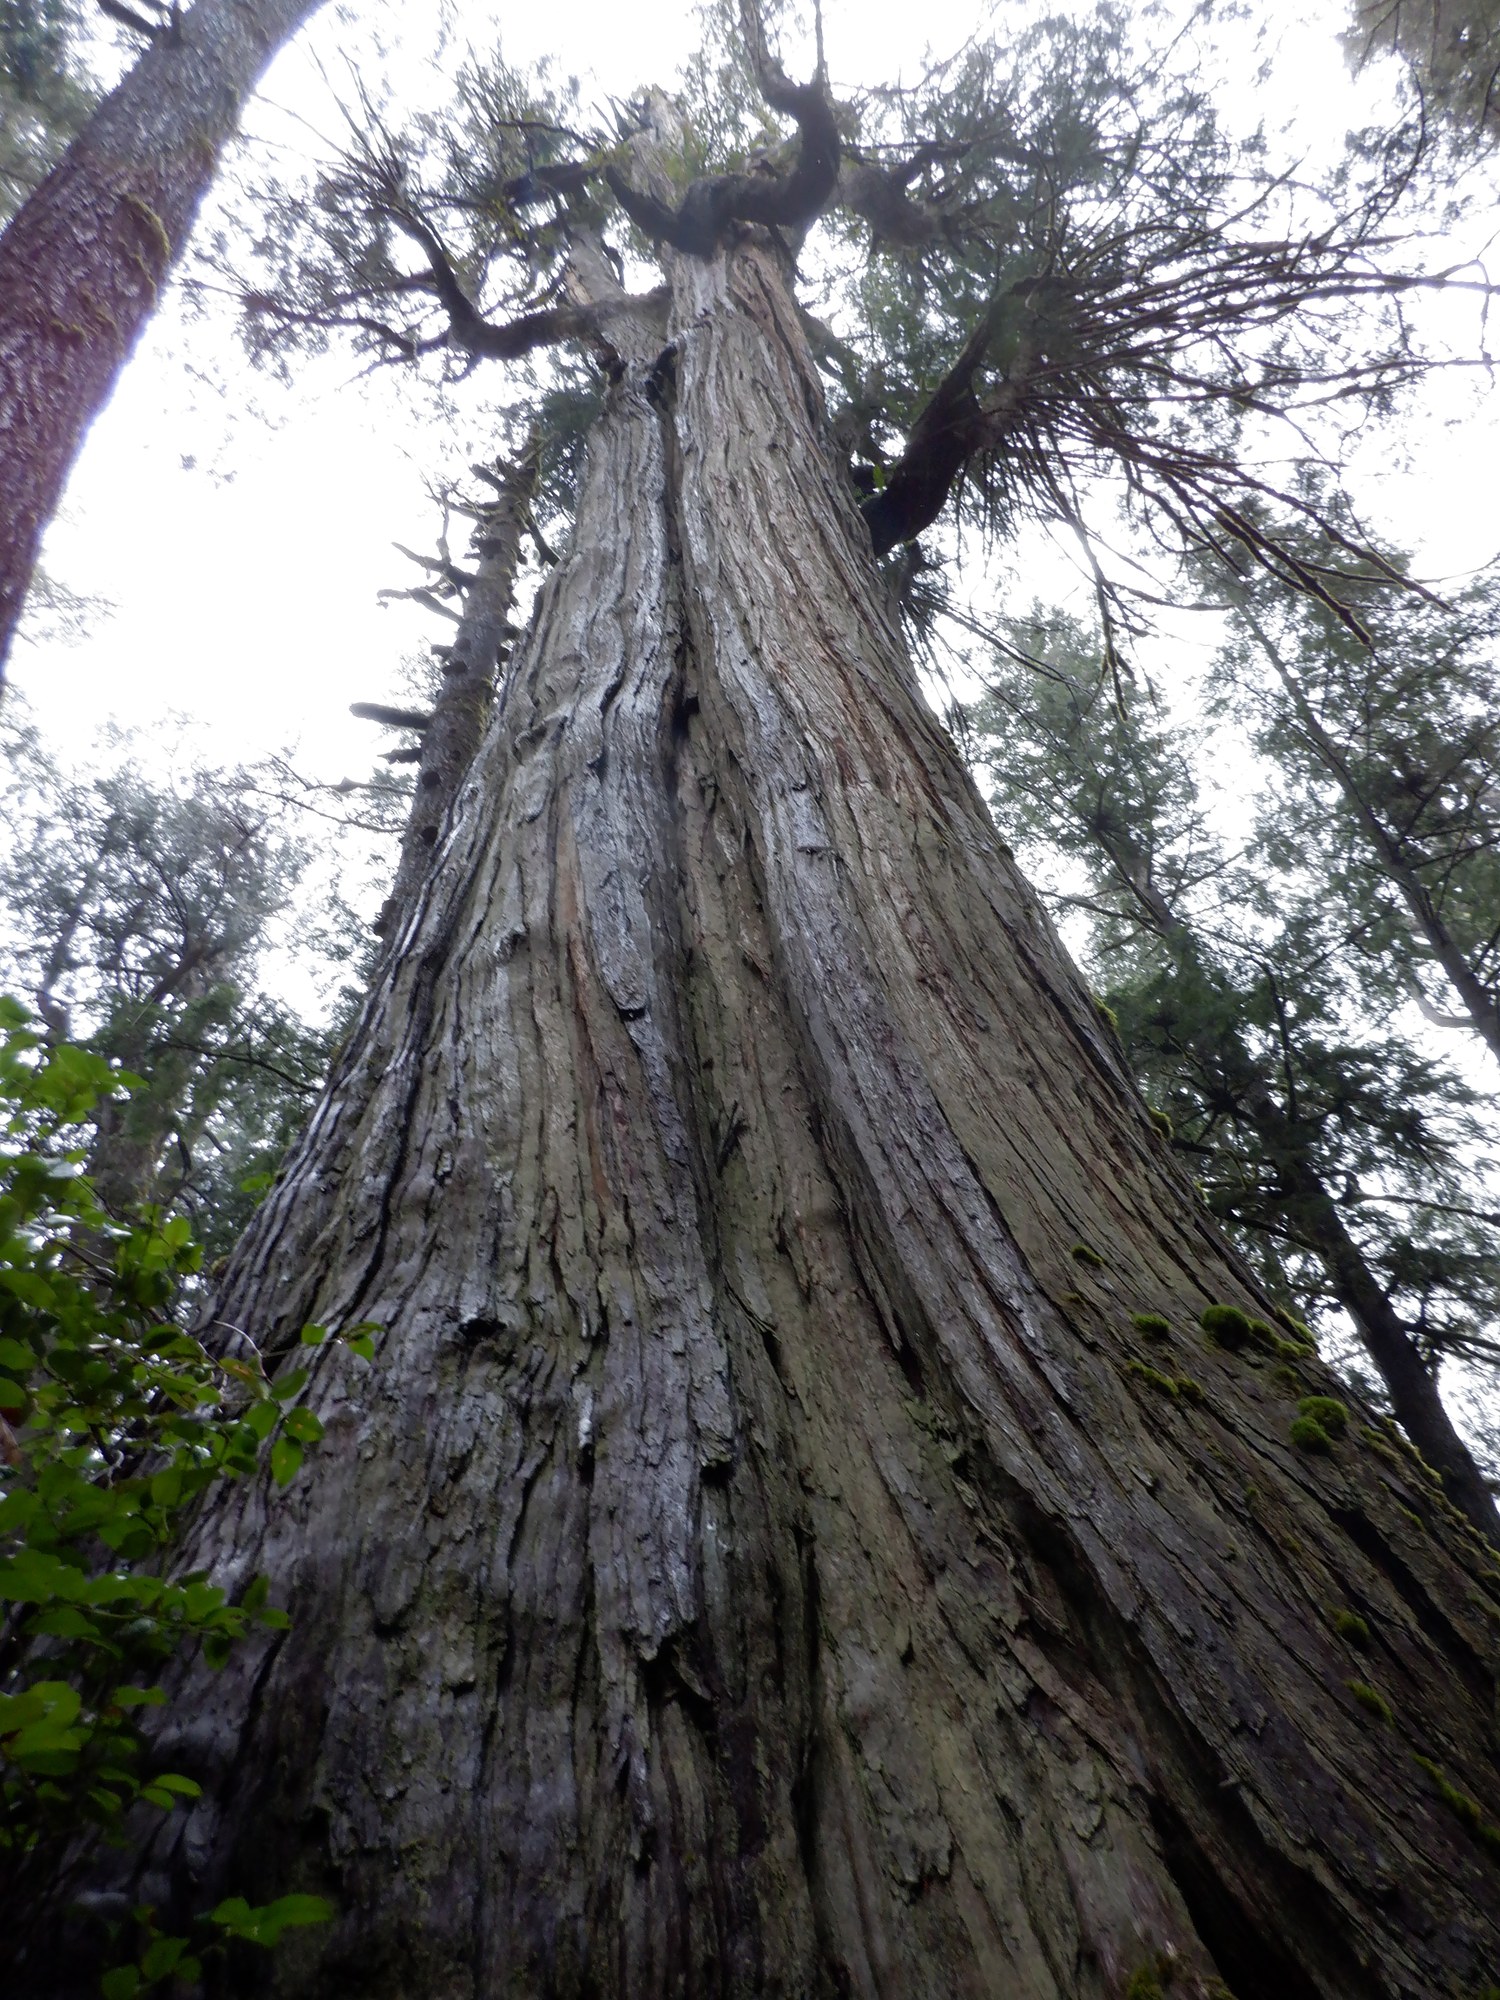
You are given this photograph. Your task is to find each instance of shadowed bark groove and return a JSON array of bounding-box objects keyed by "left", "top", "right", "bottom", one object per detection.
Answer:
[{"left": 54, "top": 233, "right": 1500, "bottom": 2000}]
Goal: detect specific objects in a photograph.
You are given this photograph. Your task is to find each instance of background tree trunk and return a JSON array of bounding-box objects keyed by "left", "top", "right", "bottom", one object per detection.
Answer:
[
  {"left": 67, "top": 235, "right": 1500, "bottom": 2000},
  {"left": 0, "top": 0, "right": 325, "bottom": 676}
]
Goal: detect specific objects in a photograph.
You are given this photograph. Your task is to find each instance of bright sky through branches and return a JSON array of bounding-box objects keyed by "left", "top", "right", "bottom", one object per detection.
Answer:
[{"left": 7, "top": 0, "right": 1496, "bottom": 779}]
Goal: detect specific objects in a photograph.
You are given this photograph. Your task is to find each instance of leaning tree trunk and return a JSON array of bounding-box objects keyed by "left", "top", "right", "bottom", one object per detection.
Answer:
[
  {"left": 0, "top": 0, "right": 326, "bottom": 677},
  {"left": 72, "top": 233, "right": 1500, "bottom": 1999}
]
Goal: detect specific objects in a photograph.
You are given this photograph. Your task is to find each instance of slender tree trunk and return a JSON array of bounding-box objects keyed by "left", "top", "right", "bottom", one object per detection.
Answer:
[
  {"left": 1277, "top": 1142, "right": 1500, "bottom": 1536},
  {"left": 1235, "top": 1068, "right": 1500, "bottom": 1539},
  {"left": 1241, "top": 608, "right": 1500, "bottom": 1072},
  {"left": 1085, "top": 827, "right": 1497, "bottom": 1539},
  {"left": 0, "top": 0, "right": 326, "bottom": 678},
  {"left": 379, "top": 446, "right": 538, "bottom": 938},
  {"left": 55, "top": 233, "right": 1500, "bottom": 2000}
]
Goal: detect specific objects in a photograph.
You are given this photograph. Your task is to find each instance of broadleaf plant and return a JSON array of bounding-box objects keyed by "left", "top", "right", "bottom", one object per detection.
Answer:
[{"left": 0, "top": 997, "right": 360, "bottom": 1987}]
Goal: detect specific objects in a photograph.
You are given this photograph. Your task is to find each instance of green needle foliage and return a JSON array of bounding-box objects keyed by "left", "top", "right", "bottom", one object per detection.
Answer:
[
  {"left": 1210, "top": 527, "right": 1500, "bottom": 1075},
  {"left": 0, "top": 715, "right": 357, "bottom": 1262},
  {"left": 969, "top": 608, "right": 1500, "bottom": 1402},
  {"left": 0, "top": 999, "right": 362, "bottom": 1986},
  {"left": 0, "top": 0, "right": 95, "bottom": 220}
]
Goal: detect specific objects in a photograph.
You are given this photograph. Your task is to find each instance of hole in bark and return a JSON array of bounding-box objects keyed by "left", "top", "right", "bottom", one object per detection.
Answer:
[
  {"left": 453, "top": 1315, "right": 517, "bottom": 1361},
  {"left": 645, "top": 342, "right": 678, "bottom": 406},
  {"left": 758, "top": 1319, "right": 787, "bottom": 1384},
  {"left": 890, "top": 1329, "right": 925, "bottom": 1396},
  {"left": 640, "top": 1638, "right": 717, "bottom": 1733},
  {"left": 1146, "top": 1789, "right": 1335, "bottom": 2000}
]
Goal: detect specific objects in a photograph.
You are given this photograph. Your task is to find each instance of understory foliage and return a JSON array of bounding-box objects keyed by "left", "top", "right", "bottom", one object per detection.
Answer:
[
  {"left": 0, "top": 1000, "right": 357, "bottom": 1985},
  {"left": 1209, "top": 527, "right": 1500, "bottom": 1067}
]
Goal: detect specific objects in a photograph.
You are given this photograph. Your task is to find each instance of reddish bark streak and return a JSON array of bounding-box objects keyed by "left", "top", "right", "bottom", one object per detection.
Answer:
[{"left": 0, "top": 0, "right": 326, "bottom": 675}]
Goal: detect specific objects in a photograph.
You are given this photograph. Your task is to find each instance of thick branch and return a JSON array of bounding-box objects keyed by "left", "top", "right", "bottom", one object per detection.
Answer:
[
  {"left": 350, "top": 701, "right": 432, "bottom": 731},
  {"left": 604, "top": 9, "right": 838, "bottom": 256},
  {"left": 862, "top": 291, "right": 1033, "bottom": 555}
]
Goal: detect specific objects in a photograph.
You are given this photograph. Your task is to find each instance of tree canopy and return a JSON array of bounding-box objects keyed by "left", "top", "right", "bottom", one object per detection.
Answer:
[{"left": 5, "top": 3, "right": 1500, "bottom": 1992}]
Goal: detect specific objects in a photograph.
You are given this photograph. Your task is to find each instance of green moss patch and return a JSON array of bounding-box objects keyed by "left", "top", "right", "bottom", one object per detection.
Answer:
[
  {"left": 1125, "top": 1361, "right": 1205, "bottom": 1406},
  {"left": 1290, "top": 1415, "right": 1333, "bottom": 1452},
  {"left": 1200, "top": 1303, "right": 1254, "bottom": 1349},
  {"left": 1297, "top": 1395, "right": 1349, "bottom": 1438},
  {"left": 1332, "top": 1610, "right": 1371, "bottom": 1648},
  {"left": 1345, "top": 1679, "right": 1393, "bottom": 1723},
  {"left": 1413, "top": 1756, "right": 1500, "bottom": 1857}
]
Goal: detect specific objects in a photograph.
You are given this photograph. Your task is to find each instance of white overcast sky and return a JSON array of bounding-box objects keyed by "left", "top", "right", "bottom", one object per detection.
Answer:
[{"left": 12, "top": 0, "right": 1496, "bottom": 787}]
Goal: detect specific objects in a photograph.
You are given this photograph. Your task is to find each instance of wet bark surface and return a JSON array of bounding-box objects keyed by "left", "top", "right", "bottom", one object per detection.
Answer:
[
  {"left": 0, "top": 0, "right": 324, "bottom": 674},
  {"left": 56, "top": 235, "right": 1500, "bottom": 1999}
]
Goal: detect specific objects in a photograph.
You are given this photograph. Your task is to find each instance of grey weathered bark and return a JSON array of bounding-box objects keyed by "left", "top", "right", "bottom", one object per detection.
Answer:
[
  {"left": 377, "top": 447, "right": 539, "bottom": 940},
  {"left": 51, "top": 230, "right": 1500, "bottom": 1999},
  {"left": 0, "top": 0, "right": 327, "bottom": 678},
  {"left": 1239, "top": 606, "right": 1500, "bottom": 1074}
]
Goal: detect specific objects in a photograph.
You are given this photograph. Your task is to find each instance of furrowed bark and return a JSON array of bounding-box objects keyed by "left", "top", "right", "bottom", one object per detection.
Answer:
[
  {"left": 0, "top": 0, "right": 326, "bottom": 677},
  {"left": 42, "top": 231, "right": 1500, "bottom": 2000}
]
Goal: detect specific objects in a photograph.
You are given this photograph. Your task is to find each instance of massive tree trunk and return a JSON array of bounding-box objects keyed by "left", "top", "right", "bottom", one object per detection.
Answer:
[
  {"left": 0, "top": 0, "right": 326, "bottom": 677},
  {"left": 66, "top": 233, "right": 1500, "bottom": 1999}
]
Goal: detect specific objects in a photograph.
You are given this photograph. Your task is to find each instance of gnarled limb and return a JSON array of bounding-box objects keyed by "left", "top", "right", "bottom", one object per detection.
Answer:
[
  {"left": 605, "top": 3, "right": 838, "bottom": 256},
  {"left": 862, "top": 286, "right": 1044, "bottom": 555}
]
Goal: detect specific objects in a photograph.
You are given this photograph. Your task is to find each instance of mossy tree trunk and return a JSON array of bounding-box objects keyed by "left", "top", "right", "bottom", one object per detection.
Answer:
[
  {"left": 0, "top": 0, "right": 325, "bottom": 677},
  {"left": 63, "top": 232, "right": 1500, "bottom": 2000}
]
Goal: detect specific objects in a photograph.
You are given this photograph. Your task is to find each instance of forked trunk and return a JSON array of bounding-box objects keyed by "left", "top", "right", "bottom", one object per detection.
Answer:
[{"left": 65, "top": 236, "right": 1500, "bottom": 1999}]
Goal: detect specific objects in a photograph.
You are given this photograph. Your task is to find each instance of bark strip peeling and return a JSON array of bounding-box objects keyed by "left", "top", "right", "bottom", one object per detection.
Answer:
[{"left": 65, "top": 230, "right": 1500, "bottom": 2000}]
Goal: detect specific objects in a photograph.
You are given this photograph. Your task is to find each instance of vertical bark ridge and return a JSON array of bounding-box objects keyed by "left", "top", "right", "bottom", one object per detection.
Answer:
[{"left": 56, "top": 234, "right": 1500, "bottom": 2000}]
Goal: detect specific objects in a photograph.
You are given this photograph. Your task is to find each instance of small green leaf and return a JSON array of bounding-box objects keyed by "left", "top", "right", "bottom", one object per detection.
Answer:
[
  {"left": 244, "top": 1399, "right": 279, "bottom": 1441},
  {"left": 282, "top": 1406, "right": 323, "bottom": 1445},
  {"left": 140, "top": 1935, "right": 186, "bottom": 1981},
  {"left": 150, "top": 1771, "right": 202, "bottom": 1798},
  {"left": 298, "top": 1324, "right": 328, "bottom": 1346},
  {"left": 112, "top": 1685, "right": 167, "bottom": 1709},
  {"left": 100, "top": 1965, "right": 141, "bottom": 2000},
  {"left": 269, "top": 1437, "right": 303, "bottom": 1487}
]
